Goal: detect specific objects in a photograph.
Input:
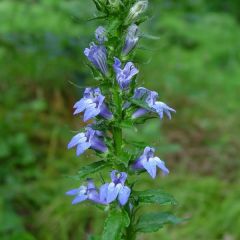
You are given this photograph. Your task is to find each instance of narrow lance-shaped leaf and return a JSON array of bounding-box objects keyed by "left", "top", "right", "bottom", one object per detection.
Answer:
[
  {"left": 77, "top": 160, "right": 110, "bottom": 180},
  {"left": 136, "top": 212, "right": 183, "bottom": 233},
  {"left": 134, "top": 189, "right": 177, "bottom": 205}
]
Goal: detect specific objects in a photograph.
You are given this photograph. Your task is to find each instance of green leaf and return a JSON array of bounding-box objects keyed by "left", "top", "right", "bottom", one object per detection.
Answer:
[
  {"left": 136, "top": 212, "right": 182, "bottom": 233},
  {"left": 77, "top": 161, "right": 109, "bottom": 180},
  {"left": 134, "top": 189, "right": 177, "bottom": 205},
  {"left": 102, "top": 209, "right": 130, "bottom": 240}
]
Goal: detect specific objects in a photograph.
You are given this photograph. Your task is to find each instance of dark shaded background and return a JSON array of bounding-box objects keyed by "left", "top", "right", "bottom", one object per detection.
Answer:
[{"left": 1, "top": 0, "right": 240, "bottom": 239}]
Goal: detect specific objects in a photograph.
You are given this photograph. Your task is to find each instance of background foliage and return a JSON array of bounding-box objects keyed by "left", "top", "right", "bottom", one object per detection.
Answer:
[{"left": 1, "top": 0, "right": 239, "bottom": 239}]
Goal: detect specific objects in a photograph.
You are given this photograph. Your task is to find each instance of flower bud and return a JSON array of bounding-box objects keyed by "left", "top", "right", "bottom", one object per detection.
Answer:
[
  {"left": 125, "top": 0, "right": 148, "bottom": 24},
  {"left": 122, "top": 24, "right": 139, "bottom": 55},
  {"left": 95, "top": 26, "right": 108, "bottom": 44}
]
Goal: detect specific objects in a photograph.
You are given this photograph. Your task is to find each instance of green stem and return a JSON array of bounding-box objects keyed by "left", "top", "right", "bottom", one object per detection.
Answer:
[
  {"left": 108, "top": 13, "right": 137, "bottom": 240},
  {"left": 113, "top": 126, "right": 122, "bottom": 156},
  {"left": 112, "top": 87, "right": 123, "bottom": 157},
  {"left": 125, "top": 208, "right": 137, "bottom": 240}
]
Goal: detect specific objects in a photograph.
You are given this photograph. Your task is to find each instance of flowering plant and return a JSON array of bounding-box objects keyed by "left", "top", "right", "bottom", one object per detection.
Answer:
[{"left": 66, "top": 1, "right": 181, "bottom": 239}]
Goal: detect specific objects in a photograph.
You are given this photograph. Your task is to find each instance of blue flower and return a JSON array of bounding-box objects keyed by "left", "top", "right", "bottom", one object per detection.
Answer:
[
  {"left": 122, "top": 24, "right": 139, "bottom": 55},
  {"left": 73, "top": 88, "right": 113, "bottom": 122},
  {"left": 99, "top": 170, "right": 131, "bottom": 206},
  {"left": 95, "top": 26, "right": 108, "bottom": 44},
  {"left": 133, "top": 146, "right": 169, "bottom": 179},
  {"left": 132, "top": 87, "right": 176, "bottom": 119},
  {"left": 68, "top": 127, "right": 108, "bottom": 156},
  {"left": 84, "top": 43, "right": 108, "bottom": 75},
  {"left": 113, "top": 57, "right": 139, "bottom": 89},
  {"left": 66, "top": 179, "right": 105, "bottom": 205}
]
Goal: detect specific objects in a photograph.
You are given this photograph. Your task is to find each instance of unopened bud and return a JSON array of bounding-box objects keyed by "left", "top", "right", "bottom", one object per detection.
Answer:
[
  {"left": 125, "top": 0, "right": 148, "bottom": 24},
  {"left": 122, "top": 24, "right": 139, "bottom": 55},
  {"left": 95, "top": 26, "right": 108, "bottom": 44}
]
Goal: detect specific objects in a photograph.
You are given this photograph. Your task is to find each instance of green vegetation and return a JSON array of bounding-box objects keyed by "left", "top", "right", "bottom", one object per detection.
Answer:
[{"left": 1, "top": 0, "right": 239, "bottom": 239}]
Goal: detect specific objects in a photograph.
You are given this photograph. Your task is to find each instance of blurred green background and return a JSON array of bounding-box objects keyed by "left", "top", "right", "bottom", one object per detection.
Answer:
[{"left": 1, "top": 0, "right": 240, "bottom": 239}]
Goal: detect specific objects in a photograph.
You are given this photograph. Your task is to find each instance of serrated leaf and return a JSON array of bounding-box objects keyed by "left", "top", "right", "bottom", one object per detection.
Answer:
[
  {"left": 134, "top": 189, "right": 177, "bottom": 205},
  {"left": 136, "top": 212, "right": 182, "bottom": 233},
  {"left": 77, "top": 160, "right": 109, "bottom": 180},
  {"left": 102, "top": 209, "right": 130, "bottom": 240}
]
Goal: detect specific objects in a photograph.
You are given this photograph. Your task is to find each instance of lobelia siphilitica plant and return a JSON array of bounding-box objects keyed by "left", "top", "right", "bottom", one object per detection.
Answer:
[{"left": 66, "top": 1, "right": 181, "bottom": 239}]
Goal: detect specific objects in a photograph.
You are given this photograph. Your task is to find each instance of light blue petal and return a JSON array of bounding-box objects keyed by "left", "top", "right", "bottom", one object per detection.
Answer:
[
  {"left": 132, "top": 108, "right": 148, "bottom": 119},
  {"left": 124, "top": 62, "right": 139, "bottom": 80},
  {"left": 113, "top": 57, "right": 122, "bottom": 72},
  {"left": 74, "top": 98, "right": 85, "bottom": 108},
  {"left": 118, "top": 186, "right": 131, "bottom": 206},
  {"left": 106, "top": 183, "right": 121, "bottom": 203},
  {"left": 68, "top": 133, "right": 86, "bottom": 149},
  {"left": 87, "top": 179, "right": 96, "bottom": 190},
  {"left": 110, "top": 170, "right": 118, "bottom": 182},
  {"left": 66, "top": 189, "right": 79, "bottom": 196},
  {"left": 88, "top": 189, "right": 101, "bottom": 203},
  {"left": 76, "top": 142, "right": 91, "bottom": 156},
  {"left": 72, "top": 194, "right": 88, "bottom": 205},
  {"left": 99, "top": 183, "right": 109, "bottom": 202},
  {"left": 83, "top": 106, "right": 99, "bottom": 122},
  {"left": 73, "top": 99, "right": 90, "bottom": 115},
  {"left": 154, "top": 157, "right": 170, "bottom": 175},
  {"left": 142, "top": 158, "right": 157, "bottom": 178},
  {"left": 84, "top": 48, "right": 90, "bottom": 57},
  {"left": 153, "top": 102, "right": 176, "bottom": 120},
  {"left": 119, "top": 172, "right": 127, "bottom": 185}
]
